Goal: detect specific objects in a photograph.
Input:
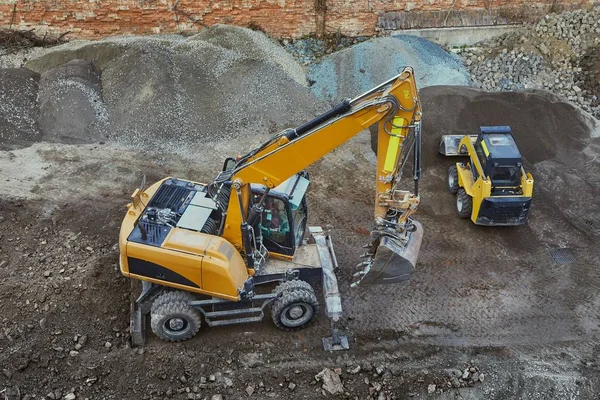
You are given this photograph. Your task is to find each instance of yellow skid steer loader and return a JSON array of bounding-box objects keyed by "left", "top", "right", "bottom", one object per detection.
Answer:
[{"left": 440, "top": 126, "right": 533, "bottom": 226}]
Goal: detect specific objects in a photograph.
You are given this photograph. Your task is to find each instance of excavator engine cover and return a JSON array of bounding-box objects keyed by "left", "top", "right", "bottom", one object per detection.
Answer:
[{"left": 362, "top": 220, "right": 423, "bottom": 284}]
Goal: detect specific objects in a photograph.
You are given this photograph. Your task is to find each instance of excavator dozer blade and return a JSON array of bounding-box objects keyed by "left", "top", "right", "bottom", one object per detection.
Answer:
[{"left": 356, "top": 220, "right": 423, "bottom": 285}]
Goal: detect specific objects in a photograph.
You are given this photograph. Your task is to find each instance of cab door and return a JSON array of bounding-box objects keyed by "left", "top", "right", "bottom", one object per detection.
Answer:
[{"left": 258, "top": 194, "right": 295, "bottom": 257}]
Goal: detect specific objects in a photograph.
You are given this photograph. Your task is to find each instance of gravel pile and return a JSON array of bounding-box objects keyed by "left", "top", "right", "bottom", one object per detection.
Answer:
[
  {"left": 459, "top": 6, "right": 600, "bottom": 118},
  {"left": 11, "top": 25, "right": 323, "bottom": 154},
  {"left": 307, "top": 35, "right": 471, "bottom": 103},
  {"left": 38, "top": 59, "right": 109, "bottom": 144},
  {"left": 282, "top": 36, "right": 368, "bottom": 66},
  {"left": 0, "top": 68, "right": 41, "bottom": 150}
]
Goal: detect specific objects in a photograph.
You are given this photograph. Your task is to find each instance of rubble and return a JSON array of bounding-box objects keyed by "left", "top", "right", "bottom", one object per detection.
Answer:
[
  {"left": 458, "top": 6, "right": 600, "bottom": 118},
  {"left": 315, "top": 368, "right": 344, "bottom": 395}
]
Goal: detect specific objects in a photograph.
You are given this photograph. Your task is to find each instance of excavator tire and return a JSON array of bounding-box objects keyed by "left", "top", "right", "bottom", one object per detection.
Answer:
[
  {"left": 151, "top": 301, "right": 202, "bottom": 342},
  {"left": 274, "top": 280, "right": 314, "bottom": 296},
  {"left": 456, "top": 188, "right": 472, "bottom": 219},
  {"left": 447, "top": 165, "right": 459, "bottom": 194},
  {"left": 151, "top": 289, "right": 195, "bottom": 312},
  {"left": 271, "top": 286, "right": 319, "bottom": 331}
]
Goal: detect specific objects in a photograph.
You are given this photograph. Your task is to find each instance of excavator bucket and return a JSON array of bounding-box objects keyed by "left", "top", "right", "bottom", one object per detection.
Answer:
[{"left": 355, "top": 220, "right": 423, "bottom": 285}]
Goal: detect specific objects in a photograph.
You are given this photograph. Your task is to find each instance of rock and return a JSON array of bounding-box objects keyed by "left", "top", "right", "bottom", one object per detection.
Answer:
[
  {"left": 347, "top": 365, "right": 361, "bottom": 374},
  {"left": 451, "top": 377, "right": 460, "bottom": 388},
  {"left": 209, "top": 374, "right": 216, "bottom": 382},
  {"left": 104, "top": 341, "right": 112, "bottom": 348},
  {"left": 315, "top": 368, "right": 344, "bottom": 395},
  {"left": 462, "top": 370, "right": 470, "bottom": 380},
  {"left": 428, "top": 384, "right": 436, "bottom": 394},
  {"left": 361, "top": 362, "right": 373, "bottom": 372},
  {"left": 44, "top": 271, "right": 51, "bottom": 277},
  {"left": 2, "top": 369, "right": 12, "bottom": 379},
  {"left": 64, "top": 394, "right": 76, "bottom": 400},
  {"left": 479, "top": 373, "right": 485, "bottom": 382},
  {"left": 239, "top": 352, "right": 264, "bottom": 368},
  {"left": 245, "top": 385, "right": 254, "bottom": 396},
  {"left": 69, "top": 350, "right": 79, "bottom": 357},
  {"left": 210, "top": 395, "right": 223, "bottom": 400},
  {"left": 288, "top": 382, "right": 296, "bottom": 391},
  {"left": 78, "top": 335, "right": 88, "bottom": 346}
]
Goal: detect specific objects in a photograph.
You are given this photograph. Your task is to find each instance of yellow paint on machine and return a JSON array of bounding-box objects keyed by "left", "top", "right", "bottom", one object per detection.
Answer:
[
  {"left": 481, "top": 140, "right": 490, "bottom": 157},
  {"left": 383, "top": 117, "right": 407, "bottom": 173}
]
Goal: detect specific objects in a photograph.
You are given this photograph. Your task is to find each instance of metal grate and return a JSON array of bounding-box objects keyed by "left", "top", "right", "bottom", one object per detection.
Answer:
[{"left": 549, "top": 248, "right": 576, "bottom": 264}]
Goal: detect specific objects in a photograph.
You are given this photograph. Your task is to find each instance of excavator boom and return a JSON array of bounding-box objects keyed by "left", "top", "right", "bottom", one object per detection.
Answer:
[{"left": 216, "top": 67, "right": 423, "bottom": 285}]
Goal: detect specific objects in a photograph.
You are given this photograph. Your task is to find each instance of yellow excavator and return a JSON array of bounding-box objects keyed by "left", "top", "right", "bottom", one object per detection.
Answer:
[{"left": 119, "top": 67, "right": 423, "bottom": 351}]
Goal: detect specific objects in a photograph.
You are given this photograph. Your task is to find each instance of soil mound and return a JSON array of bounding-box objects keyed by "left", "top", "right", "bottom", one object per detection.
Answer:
[{"left": 420, "top": 86, "right": 596, "bottom": 165}]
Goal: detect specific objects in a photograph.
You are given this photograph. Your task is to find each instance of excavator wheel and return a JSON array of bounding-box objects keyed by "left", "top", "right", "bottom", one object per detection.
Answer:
[
  {"left": 456, "top": 188, "right": 472, "bottom": 219},
  {"left": 271, "top": 283, "right": 319, "bottom": 331},
  {"left": 447, "top": 165, "right": 459, "bottom": 194},
  {"left": 151, "top": 301, "right": 202, "bottom": 342},
  {"left": 151, "top": 289, "right": 196, "bottom": 311},
  {"left": 274, "top": 279, "right": 314, "bottom": 295}
]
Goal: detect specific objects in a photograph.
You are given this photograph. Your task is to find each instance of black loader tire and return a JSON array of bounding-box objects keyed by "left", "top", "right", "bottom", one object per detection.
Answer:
[
  {"left": 447, "top": 165, "right": 459, "bottom": 194},
  {"left": 271, "top": 288, "right": 319, "bottom": 331},
  {"left": 456, "top": 188, "right": 473, "bottom": 219},
  {"left": 150, "top": 302, "right": 201, "bottom": 342}
]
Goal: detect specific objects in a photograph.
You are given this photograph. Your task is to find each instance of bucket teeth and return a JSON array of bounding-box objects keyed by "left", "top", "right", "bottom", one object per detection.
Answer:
[{"left": 359, "top": 252, "right": 374, "bottom": 258}]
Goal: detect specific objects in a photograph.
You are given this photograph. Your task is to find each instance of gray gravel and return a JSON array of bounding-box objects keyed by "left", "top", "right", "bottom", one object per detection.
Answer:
[
  {"left": 307, "top": 35, "right": 471, "bottom": 103},
  {"left": 3, "top": 25, "right": 324, "bottom": 154}
]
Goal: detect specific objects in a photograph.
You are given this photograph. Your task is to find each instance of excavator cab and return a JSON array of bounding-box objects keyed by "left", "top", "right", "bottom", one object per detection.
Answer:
[{"left": 251, "top": 173, "right": 309, "bottom": 257}]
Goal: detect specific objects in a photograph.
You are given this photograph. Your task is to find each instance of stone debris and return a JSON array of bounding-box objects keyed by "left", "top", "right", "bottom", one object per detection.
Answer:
[
  {"left": 315, "top": 368, "right": 344, "bottom": 395},
  {"left": 458, "top": 6, "right": 600, "bottom": 118}
]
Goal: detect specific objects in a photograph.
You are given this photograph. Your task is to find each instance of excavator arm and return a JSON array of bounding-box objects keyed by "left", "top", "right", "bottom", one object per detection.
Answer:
[{"left": 213, "top": 67, "right": 423, "bottom": 284}]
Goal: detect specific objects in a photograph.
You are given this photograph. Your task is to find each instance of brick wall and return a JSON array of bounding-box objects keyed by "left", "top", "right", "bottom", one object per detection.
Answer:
[{"left": 0, "top": 0, "right": 596, "bottom": 39}]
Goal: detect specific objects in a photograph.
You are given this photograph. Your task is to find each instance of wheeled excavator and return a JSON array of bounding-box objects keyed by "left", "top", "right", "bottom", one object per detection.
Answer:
[{"left": 119, "top": 67, "right": 424, "bottom": 350}]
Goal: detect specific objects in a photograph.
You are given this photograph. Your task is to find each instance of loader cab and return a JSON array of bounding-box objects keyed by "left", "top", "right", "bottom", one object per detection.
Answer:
[
  {"left": 475, "top": 126, "right": 523, "bottom": 188},
  {"left": 251, "top": 173, "right": 310, "bottom": 257}
]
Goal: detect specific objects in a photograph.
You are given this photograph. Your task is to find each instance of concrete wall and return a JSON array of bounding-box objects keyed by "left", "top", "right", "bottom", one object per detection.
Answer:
[{"left": 0, "top": 0, "right": 596, "bottom": 39}]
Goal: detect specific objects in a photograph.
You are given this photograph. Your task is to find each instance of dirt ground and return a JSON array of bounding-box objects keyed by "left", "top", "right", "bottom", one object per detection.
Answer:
[{"left": 1, "top": 85, "right": 600, "bottom": 400}]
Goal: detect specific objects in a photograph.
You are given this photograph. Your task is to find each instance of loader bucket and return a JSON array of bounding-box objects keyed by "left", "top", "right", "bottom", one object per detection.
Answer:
[
  {"left": 439, "top": 134, "right": 477, "bottom": 156},
  {"left": 358, "top": 220, "right": 423, "bottom": 285}
]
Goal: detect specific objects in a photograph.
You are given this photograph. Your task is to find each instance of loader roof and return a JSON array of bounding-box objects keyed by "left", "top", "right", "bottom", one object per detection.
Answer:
[{"left": 479, "top": 126, "right": 522, "bottom": 161}]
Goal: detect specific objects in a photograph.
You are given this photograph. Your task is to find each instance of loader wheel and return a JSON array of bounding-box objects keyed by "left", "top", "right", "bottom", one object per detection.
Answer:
[
  {"left": 456, "top": 188, "right": 472, "bottom": 219},
  {"left": 151, "top": 302, "right": 201, "bottom": 342},
  {"left": 151, "top": 290, "right": 195, "bottom": 311},
  {"left": 447, "top": 165, "right": 459, "bottom": 194},
  {"left": 271, "top": 287, "right": 318, "bottom": 330}
]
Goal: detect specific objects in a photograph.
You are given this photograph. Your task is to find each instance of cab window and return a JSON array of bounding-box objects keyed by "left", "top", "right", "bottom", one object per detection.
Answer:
[
  {"left": 491, "top": 166, "right": 519, "bottom": 186},
  {"left": 474, "top": 140, "right": 487, "bottom": 171},
  {"left": 260, "top": 197, "right": 290, "bottom": 246},
  {"left": 292, "top": 200, "right": 307, "bottom": 248}
]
